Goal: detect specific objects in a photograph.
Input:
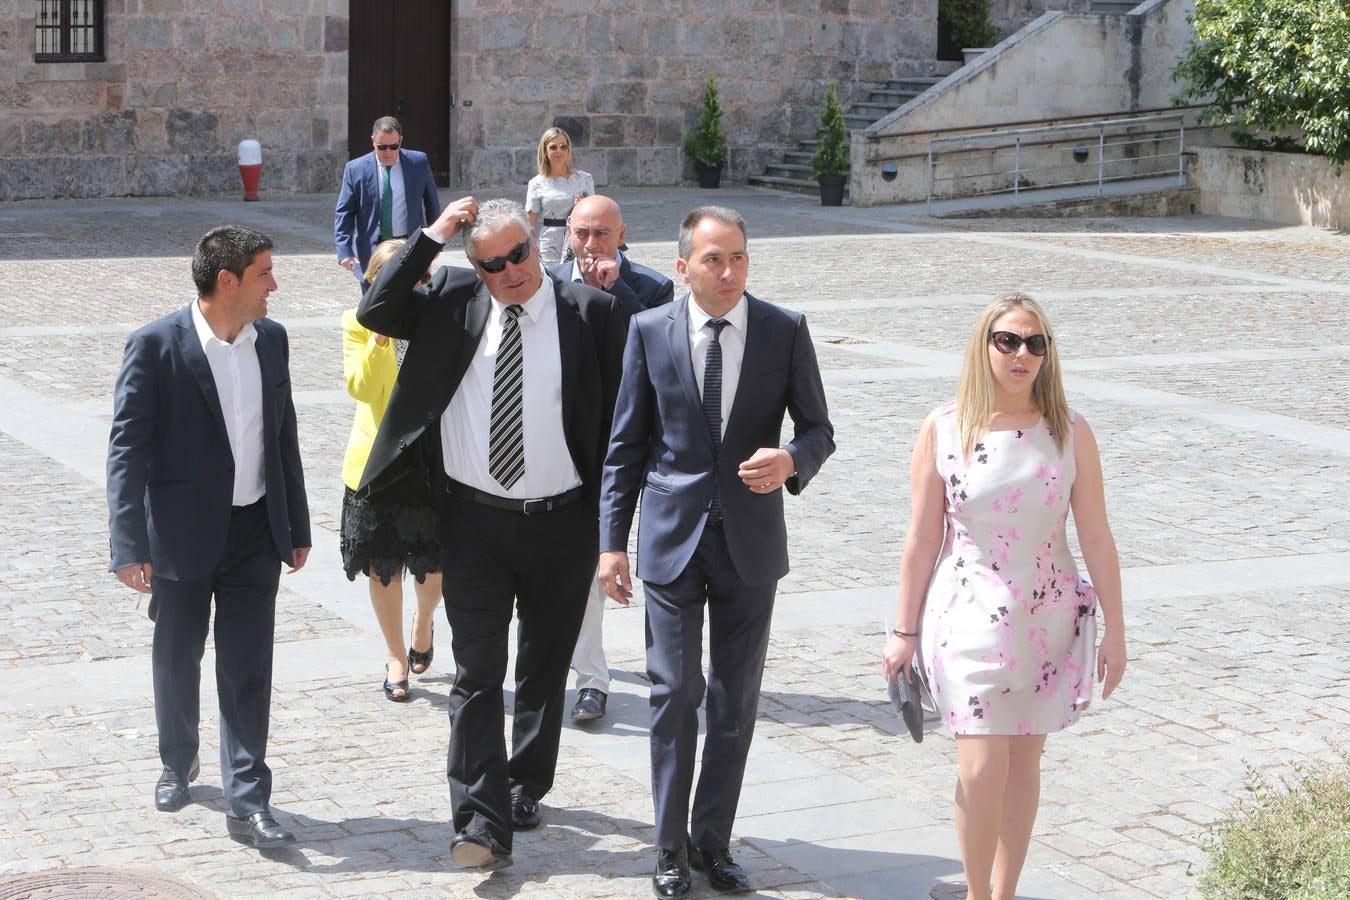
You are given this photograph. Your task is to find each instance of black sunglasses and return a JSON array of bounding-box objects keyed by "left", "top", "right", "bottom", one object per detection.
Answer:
[
  {"left": 547, "top": 143, "right": 570, "bottom": 151},
  {"left": 475, "top": 240, "right": 532, "bottom": 273},
  {"left": 989, "top": 330, "right": 1050, "bottom": 357},
  {"left": 374, "top": 142, "right": 401, "bottom": 151}
]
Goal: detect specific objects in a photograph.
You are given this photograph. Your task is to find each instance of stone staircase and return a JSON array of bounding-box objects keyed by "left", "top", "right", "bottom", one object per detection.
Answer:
[
  {"left": 748, "top": 76, "right": 945, "bottom": 197},
  {"left": 1090, "top": 0, "right": 1139, "bottom": 12}
]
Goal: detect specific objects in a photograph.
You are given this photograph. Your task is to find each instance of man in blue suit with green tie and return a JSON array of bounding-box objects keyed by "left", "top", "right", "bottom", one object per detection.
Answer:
[{"left": 335, "top": 115, "right": 442, "bottom": 280}]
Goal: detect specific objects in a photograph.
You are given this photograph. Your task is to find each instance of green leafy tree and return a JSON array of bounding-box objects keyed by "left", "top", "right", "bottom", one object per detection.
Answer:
[
  {"left": 684, "top": 76, "right": 727, "bottom": 167},
  {"left": 1172, "top": 0, "right": 1350, "bottom": 164},
  {"left": 939, "top": 0, "right": 999, "bottom": 49},
  {"left": 811, "top": 82, "right": 850, "bottom": 179}
]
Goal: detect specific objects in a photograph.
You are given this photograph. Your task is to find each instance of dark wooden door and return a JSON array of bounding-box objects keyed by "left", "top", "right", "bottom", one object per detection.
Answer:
[{"left": 348, "top": 0, "right": 451, "bottom": 185}]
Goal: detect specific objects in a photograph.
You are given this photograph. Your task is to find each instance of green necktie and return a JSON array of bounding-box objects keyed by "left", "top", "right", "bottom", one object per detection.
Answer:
[{"left": 379, "top": 165, "right": 394, "bottom": 241}]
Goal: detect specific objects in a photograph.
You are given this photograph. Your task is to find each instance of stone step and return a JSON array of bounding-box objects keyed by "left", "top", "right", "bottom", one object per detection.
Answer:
[
  {"left": 853, "top": 102, "right": 899, "bottom": 118},
  {"left": 866, "top": 89, "right": 924, "bottom": 106},
  {"left": 886, "top": 76, "right": 945, "bottom": 92},
  {"left": 843, "top": 114, "right": 882, "bottom": 130},
  {"left": 747, "top": 174, "right": 849, "bottom": 198},
  {"left": 783, "top": 150, "right": 814, "bottom": 165},
  {"left": 763, "top": 162, "right": 815, "bottom": 178}
]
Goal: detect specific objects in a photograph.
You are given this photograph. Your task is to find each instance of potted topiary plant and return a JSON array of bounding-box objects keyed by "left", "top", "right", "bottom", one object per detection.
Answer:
[
  {"left": 939, "top": 0, "right": 999, "bottom": 61},
  {"left": 684, "top": 76, "right": 728, "bottom": 188},
  {"left": 811, "top": 81, "right": 849, "bottom": 206}
]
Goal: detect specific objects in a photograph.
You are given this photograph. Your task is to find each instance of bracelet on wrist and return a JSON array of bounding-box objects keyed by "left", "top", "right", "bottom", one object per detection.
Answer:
[{"left": 892, "top": 628, "right": 918, "bottom": 638}]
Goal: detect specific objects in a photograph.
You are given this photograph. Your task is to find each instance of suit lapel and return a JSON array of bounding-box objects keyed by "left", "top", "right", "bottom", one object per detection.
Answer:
[
  {"left": 722, "top": 293, "right": 767, "bottom": 448},
  {"left": 451, "top": 281, "right": 491, "bottom": 392},
  {"left": 173, "top": 305, "right": 229, "bottom": 443},
  {"left": 666, "top": 295, "right": 713, "bottom": 450},
  {"left": 553, "top": 277, "right": 580, "bottom": 431}
]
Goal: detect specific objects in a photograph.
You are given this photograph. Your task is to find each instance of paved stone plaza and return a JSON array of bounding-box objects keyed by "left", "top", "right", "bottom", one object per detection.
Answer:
[{"left": 0, "top": 187, "right": 1347, "bottom": 899}]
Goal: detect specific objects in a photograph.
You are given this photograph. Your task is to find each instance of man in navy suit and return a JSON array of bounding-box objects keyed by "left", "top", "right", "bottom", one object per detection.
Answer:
[
  {"left": 599, "top": 206, "right": 834, "bottom": 897},
  {"left": 547, "top": 193, "right": 674, "bottom": 723},
  {"left": 335, "top": 115, "right": 442, "bottom": 279},
  {"left": 107, "top": 225, "right": 311, "bottom": 849}
]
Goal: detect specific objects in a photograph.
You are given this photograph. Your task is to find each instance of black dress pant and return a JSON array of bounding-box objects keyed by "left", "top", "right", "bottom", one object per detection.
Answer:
[
  {"left": 438, "top": 493, "right": 597, "bottom": 850},
  {"left": 644, "top": 520, "right": 777, "bottom": 852},
  {"left": 148, "top": 499, "right": 281, "bottom": 817}
]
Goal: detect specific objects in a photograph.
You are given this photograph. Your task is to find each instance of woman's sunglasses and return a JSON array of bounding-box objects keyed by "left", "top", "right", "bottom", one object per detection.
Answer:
[
  {"left": 547, "top": 143, "right": 570, "bottom": 151},
  {"left": 475, "top": 240, "right": 531, "bottom": 273},
  {"left": 988, "top": 330, "right": 1050, "bottom": 357}
]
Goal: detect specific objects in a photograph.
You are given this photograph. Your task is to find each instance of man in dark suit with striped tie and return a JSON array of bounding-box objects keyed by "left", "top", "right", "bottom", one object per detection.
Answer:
[{"left": 358, "top": 197, "right": 628, "bottom": 872}]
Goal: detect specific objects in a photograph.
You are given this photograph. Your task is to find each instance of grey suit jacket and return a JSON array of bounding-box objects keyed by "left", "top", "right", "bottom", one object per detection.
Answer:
[
  {"left": 106, "top": 305, "right": 310, "bottom": 582},
  {"left": 600, "top": 292, "right": 834, "bottom": 586}
]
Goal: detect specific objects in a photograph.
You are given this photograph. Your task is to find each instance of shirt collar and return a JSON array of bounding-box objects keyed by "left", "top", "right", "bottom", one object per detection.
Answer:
[
  {"left": 490, "top": 272, "right": 554, "bottom": 324},
  {"left": 191, "top": 298, "right": 257, "bottom": 351},
  {"left": 688, "top": 293, "right": 747, "bottom": 333},
  {"left": 569, "top": 249, "right": 624, "bottom": 284}
]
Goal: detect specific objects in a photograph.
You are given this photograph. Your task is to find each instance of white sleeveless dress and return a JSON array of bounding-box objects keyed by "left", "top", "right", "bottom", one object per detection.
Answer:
[{"left": 919, "top": 404, "right": 1097, "bottom": 735}]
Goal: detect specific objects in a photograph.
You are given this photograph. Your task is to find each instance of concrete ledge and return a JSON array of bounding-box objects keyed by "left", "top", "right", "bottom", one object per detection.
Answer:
[{"left": 1192, "top": 146, "right": 1350, "bottom": 230}]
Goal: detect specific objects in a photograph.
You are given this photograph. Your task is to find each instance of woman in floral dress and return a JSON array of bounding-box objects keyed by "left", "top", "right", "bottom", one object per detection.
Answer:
[
  {"left": 525, "top": 127, "right": 593, "bottom": 266},
  {"left": 882, "top": 292, "right": 1127, "bottom": 900}
]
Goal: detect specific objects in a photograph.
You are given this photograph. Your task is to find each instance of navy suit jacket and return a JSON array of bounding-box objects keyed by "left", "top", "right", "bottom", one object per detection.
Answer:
[
  {"left": 356, "top": 231, "right": 629, "bottom": 504},
  {"left": 107, "top": 306, "right": 311, "bottom": 582},
  {"left": 335, "top": 149, "right": 441, "bottom": 269},
  {"left": 600, "top": 293, "right": 834, "bottom": 586},
  {"left": 548, "top": 254, "right": 675, "bottom": 317}
]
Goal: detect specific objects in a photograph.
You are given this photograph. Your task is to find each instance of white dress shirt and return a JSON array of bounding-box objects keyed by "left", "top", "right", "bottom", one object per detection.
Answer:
[
  {"left": 568, "top": 249, "right": 625, "bottom": 284},
  {"left": 440, "top": 277, "right": 581, "bottom": 499},
  {"left": 384, "top": 156, "right": 408, "bottom": 236},
  {"left": 191, "top": 299, "right": 265, "bottom": 506},
  {"left": 688, "top": 294, "right": 747, "bottom": 433}
]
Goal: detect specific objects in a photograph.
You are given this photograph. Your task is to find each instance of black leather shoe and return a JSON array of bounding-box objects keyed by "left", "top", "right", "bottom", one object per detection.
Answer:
[
  {"left": 571, "top": 688, "right": 607, "bottom": 721},
  {"left": 652, "top": 843, "right": 692, "bottom": 898},
  {"left": 692, "top": 846, "right": 752, "bottom": 893},
  {"left": 408, "top": 620, "right": 434, "bottom": 674},
  {"left": 511, "top": 792, "right": 542, "bottom": 830},
  {"left": 226, "top": 810, "right": 295, "bottom": 848},
  {"left": 154, "top": 755, "right": 200, "bottom": 812},
  {"left": 450, "top": 829, "right": 513, "bottom": 870}
]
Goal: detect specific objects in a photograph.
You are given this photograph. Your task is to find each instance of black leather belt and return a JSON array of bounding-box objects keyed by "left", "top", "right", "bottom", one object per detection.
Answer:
[
  {"left": 444, "top": 478, "right": 585, "bottom": 515},
  {"left": 542, "top": 217, "right": 567, "bottom": 227}
]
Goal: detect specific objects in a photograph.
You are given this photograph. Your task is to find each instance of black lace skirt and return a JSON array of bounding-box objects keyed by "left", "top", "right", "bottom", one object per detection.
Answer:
[{"left": 339, "top": 463, "right": 442, "bottom": 586}]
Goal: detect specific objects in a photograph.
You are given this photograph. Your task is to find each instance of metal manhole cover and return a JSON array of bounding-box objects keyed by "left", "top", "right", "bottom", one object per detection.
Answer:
[{"left": 0, "top": 868, "right": 214, "bottom": 899}]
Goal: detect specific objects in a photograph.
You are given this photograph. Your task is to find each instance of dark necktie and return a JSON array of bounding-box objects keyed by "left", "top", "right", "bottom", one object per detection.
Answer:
[
  {"left": 703, "top": 317, "right": 729, "bottom": 518},
  {"left": 379, "top": 165, "right": 394, "bottom": 241},
  {"left": 488, "top": 306, "right": 525, "bottom": 490}
]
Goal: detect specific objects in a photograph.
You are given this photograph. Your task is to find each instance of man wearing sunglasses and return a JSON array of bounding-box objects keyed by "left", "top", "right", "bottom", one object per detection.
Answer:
[
  {"left": 358, "top": 197, "right": 628, "bottom": 873},
  {"left": 335, "top": 115, "right": 441, "bottom": 283},
  {"left": 548, "top": 193, "right": 675, "bottom": 725}
]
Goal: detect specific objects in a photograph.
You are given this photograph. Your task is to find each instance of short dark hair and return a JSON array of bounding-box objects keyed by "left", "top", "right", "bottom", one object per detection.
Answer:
[
  {"left": 192, "top": 226, "right": 274, "bottom": 296},
  {"left": 372, "top": 116, "right": 403, "bottom": 137},
  {"left": 677, "top": 206, "right": 747, "bottom": 260}
]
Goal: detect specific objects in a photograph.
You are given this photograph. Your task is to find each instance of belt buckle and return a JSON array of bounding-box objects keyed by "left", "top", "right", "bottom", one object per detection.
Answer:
[{"left": 521, "top": 497, "right": 545, "bottom": 516}]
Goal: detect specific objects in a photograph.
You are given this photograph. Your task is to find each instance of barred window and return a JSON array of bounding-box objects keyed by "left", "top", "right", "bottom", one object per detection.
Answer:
[{"left": 35, "top": 0, "right": 104, "bottom": 62}]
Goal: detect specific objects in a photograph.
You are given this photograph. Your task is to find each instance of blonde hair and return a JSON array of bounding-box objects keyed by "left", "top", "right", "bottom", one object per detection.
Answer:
[
  {"left": 955, "top": 292, "right": 1070, "bottom": 457},
  {"left": 364, "top": 238, "right": 430, "bottom": 286},
  {"left": 536, "top": 127, "right": 574, "bottom": 178}
]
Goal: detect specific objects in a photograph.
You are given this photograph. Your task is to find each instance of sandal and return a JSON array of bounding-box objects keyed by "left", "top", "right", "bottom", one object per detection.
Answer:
[
  {"left": 408, "top": 621, "right": 434, "bottom": 675},
  {"left": 383, "top": 663, "right": 411, "bottom": 702}
]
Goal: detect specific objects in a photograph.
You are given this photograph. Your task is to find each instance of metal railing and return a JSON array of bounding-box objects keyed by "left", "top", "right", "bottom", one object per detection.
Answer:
[{"left": 925, "top": 113, "right": 1187, "bottom": 213}]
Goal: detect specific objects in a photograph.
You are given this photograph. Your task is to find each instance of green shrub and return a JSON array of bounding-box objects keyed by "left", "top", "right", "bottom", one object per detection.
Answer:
[
  {"left": 1172, "top": 0, "right": 1350, "bottom": 164},
  {"left": 684, "top": 76, "right": 727, "bottom": 168},
  {"left": 811, "top": 82, "right": 849, "bottom": 179},
  {"left": 1198, "top": 753, "right": 1350, "bottom": 899},
  {"left": 939, "top": 0, "right": 999, "bottom": 50}
]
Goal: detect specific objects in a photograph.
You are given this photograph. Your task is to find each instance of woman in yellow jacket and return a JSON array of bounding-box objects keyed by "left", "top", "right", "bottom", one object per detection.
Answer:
[{"left": 340, "top": 239, "right": 442, "bottom": 702}]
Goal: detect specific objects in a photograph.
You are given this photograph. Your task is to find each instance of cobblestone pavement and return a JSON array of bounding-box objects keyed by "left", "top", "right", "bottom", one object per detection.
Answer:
[{"left": 1, "top": 186, "right": 1348, "bottom": 899}]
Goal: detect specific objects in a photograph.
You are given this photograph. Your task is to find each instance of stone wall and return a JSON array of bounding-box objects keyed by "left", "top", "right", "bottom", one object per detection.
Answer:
[
  {"left": 0, "top": 0, "right": 347, "bottom": 200},
  {"left": 448, "top": 0, "right": 945, "bottom": 188},
  {"left": 1192, "top": 146, "right": 1350, "bottom": 230}
]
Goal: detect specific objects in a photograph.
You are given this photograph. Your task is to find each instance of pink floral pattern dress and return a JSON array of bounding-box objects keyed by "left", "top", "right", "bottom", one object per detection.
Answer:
[{"left": 919, "top": 403, "right": 1097, "bottom": 735}]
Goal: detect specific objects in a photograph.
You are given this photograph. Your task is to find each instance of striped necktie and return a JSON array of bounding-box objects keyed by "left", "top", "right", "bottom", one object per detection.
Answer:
[
  {"left": 703, "top": 317, "right": 729, "bottom": 517},
  {"left": 488, "top": 306, "right": 526, "bottom": 490}
]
